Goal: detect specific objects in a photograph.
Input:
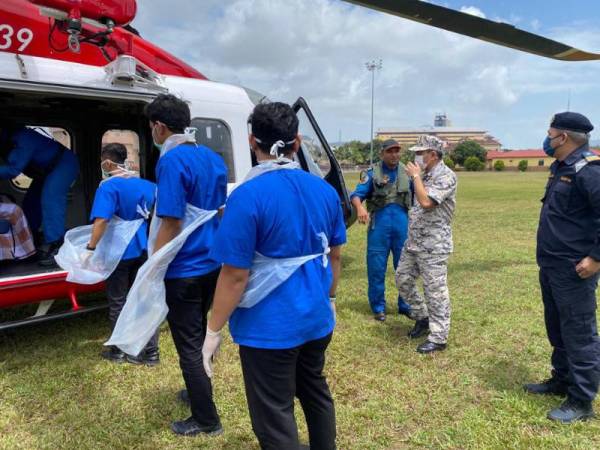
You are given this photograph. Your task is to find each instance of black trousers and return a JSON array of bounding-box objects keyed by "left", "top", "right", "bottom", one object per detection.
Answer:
[
  {"left": 239, "top": 333, "right": 336, "bottom": 450},
  {"left": 165, "top": 269, "right": 221, "bottom": 426},
  {"left": 540, "top": 266, "right": 600, "bottom": 402},
  {"left": 105, "top": 254, "right": 159, "bottom": 354}
]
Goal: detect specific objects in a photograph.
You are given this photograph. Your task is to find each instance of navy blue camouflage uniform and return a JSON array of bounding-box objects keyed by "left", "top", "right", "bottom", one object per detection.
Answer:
[{"left": 537, "top": 144, "right": 600, "bottom": 403}]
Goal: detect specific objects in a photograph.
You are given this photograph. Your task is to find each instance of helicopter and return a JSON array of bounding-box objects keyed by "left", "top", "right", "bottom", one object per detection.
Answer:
[{"left": 0, "top": 0, "right": 596, "bottom": 331}]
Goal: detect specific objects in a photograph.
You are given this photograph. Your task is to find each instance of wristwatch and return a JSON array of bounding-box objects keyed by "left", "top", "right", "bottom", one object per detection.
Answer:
[
  {"left": 329, "top": 296, "right": 336, "bottom": 303},
  {"left": 86, "top": 244, "right": 96, "bottom": 251}
]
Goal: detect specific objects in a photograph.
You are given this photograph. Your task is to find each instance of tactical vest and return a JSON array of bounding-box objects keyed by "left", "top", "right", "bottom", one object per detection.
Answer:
[{"left": 366, "top": 162, "right": 411, "bottom": 213}]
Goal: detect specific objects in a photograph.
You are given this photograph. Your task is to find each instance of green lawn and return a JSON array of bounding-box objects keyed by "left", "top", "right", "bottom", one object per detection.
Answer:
[{"left": 2, "top": 171, "right": 600, "bottom": 449}]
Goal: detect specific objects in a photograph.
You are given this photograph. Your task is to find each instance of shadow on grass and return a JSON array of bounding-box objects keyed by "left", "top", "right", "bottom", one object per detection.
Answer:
[
  {"left": 451, "top": 259, "right": 531, "bottom": 274},
  {"left": 476, "top": 354, "right": 534, "bottom": 393}
]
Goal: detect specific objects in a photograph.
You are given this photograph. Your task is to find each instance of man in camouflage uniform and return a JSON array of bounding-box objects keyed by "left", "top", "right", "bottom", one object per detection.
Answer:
[
  {"left": 395, "top": 135, "right": 457, "bottom": 354},
  {"left": 351, "top": 139, "right": 412, "bottom": 321}
]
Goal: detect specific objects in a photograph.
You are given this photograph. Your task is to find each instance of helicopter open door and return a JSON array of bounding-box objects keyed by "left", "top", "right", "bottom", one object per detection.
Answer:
[{"left": 292, "top": 98, "right": 354, "bottom": 226}]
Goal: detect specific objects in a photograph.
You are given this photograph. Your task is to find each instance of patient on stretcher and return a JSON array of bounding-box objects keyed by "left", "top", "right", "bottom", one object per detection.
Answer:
[{"left": 0, "top": 195, "right": 36, "bottom": 261}]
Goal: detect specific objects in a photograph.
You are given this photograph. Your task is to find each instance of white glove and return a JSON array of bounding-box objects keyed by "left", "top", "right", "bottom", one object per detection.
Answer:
[
  {"left": 330, "top": 297, "right": 336, "bottom": 322},
  {"left": 202, "top": 327, "right": 222, "bottom": 378},
  {"left": 81, "top": 249, "right": 94, "bottom": 266}
]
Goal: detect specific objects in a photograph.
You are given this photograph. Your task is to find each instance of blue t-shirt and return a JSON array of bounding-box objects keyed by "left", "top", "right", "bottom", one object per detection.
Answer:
[
  {"left": 210, "top": 169, "right": 347, "bottom": 349},
  {"left": 0, "top": 127, "right": 67, "bottom": 179},
  {"left": 90, "top": 177, "right": 156, "bottom": 261},
  {"left": 156, "top": 143, "right": 227, "bottom": 279}
]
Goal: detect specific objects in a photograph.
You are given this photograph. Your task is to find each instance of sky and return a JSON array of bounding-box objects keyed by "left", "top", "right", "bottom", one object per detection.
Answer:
[{"left": 131, "top": 0, "right": 600, "bottom": 149}]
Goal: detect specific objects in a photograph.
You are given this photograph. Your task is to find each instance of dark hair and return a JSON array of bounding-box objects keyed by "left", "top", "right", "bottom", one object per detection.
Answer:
[
  {"left": 101, "top": 143, "right": 128, "bottom": 164},
  {"left": 249, "top": 102, "right": 299, "bottom": 155},
  {"left": 144, "top": 94, "right": 191, "bottom": 133}
]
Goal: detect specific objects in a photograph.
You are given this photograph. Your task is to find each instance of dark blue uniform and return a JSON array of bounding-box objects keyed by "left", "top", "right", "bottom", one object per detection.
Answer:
[
  {"left": 0, "top": 127, "right": 79, "bottom": 244},
  {"left": 537, "top": 144, "right": 600, "bottom": 403}
]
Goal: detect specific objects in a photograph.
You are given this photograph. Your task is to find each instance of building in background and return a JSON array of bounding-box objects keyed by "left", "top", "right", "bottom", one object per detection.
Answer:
[
  {"left": 434, "top": 113, "right": 451, "bottom": 127},
  {"left": 488, "top": 148, "right": 600, "bottom": 171},
  {"left": 486, "top": 149, "right": 552, "bottom": 170},
  {"left": 376, "top": 115, "right": 501, "bottom": 153}
]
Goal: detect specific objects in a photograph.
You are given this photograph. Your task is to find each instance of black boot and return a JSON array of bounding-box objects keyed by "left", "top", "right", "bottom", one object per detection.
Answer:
[
  {"left": 408, "top": 318, "right": 429, "bottom": 339},
  {"left": 417, "top": 340, "right": 447, "bottom": 354},
  {"left": 547, "top": 397, "right": 595, "bottom": 423},
  {"left": 38, "top": 240, "right": 62, "bottom": 267},
  {"left": 170, "top": 416, "right": 223, "bottom": 436},
  {"left": 524, "top": 377, "right": 569, "bottom": 396},
  {"left": 101, "top": 346, "right": 126, "bottom": 363}
]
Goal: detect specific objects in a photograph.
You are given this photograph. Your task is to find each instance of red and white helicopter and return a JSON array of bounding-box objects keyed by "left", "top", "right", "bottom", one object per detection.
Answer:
[{"left": 1, "top": 0, "right": 597, "bottom": 331}]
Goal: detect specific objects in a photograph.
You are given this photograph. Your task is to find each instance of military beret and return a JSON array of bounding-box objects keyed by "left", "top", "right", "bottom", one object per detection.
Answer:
[
  {"left": 381, "top": 139, "right": 401, "bottom": 151},
  {"left": 550, "top": 112, "right": 594, "bottom": 133}
]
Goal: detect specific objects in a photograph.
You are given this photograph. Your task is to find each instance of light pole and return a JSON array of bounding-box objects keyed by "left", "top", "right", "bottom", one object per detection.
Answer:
[{"left": 365, "top": 59, "right": 382, "bottom": 166}]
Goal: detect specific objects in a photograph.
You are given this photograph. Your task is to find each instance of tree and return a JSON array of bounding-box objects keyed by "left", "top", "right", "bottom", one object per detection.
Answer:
[
  {"left": 493, "top": 160, "right": 505, "bottom": 171},
  {"left": 452, "top": 140, "right": 487, "bottom": 166},
  {"left": 518, "top": 160, "right": 528, "bottom": 172},
  {"left": 443, "top": 156, "right": 455, "bottom": 170},
  {"left": 464, "top": 156, "right": 485, "bottom": 171}
]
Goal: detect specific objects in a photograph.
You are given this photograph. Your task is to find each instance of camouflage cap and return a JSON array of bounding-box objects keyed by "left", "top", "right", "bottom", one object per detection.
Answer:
[
  {"left": 409, "top": 135, "right": 445, "bottom": 153},
  {"left": 381, "top": 139, "right": 401, "bottom": 151}
]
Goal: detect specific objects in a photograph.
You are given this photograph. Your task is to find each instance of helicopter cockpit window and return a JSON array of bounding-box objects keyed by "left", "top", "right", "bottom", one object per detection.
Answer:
[
  {"left": 295, "top": 108, "right": 331, "bottom": 178},
  {"left": 191, "top": 118, "right": 235, "bottom": 182},
  {"left": 7, "top": 127, "right": 71, "bottom": 191}
]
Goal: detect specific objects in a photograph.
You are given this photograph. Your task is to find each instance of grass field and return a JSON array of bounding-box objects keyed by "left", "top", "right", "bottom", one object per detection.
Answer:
[{"left": 1, "top": 171, "right": 600, "bottom": 449}]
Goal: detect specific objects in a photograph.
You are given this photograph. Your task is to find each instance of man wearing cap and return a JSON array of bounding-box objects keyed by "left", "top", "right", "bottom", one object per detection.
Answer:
[
  {"left": 350, "top": 139, "right": 412, "bottom": 321},
  {"left": 395, "top": 135, "right": 456, "bottom": 354},
  {"left": 524, "top": 112, "right": 600, "bottom": 424}
]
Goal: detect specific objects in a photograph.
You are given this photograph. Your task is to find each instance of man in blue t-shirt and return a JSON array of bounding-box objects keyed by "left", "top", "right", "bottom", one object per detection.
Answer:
[
  {"left": 145, "top": 94, "right": 227, "bottom": 437},
  {"left": 87, "top": 143, "right": 157, "bottom": 365},
  {"left": 202, "top": 102, "right": 346, "bottom": 450}
]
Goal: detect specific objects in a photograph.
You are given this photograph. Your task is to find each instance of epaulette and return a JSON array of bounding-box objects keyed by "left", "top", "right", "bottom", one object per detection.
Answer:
[{"left": 584, "top": 154, "right": 600, "bottom": 164}]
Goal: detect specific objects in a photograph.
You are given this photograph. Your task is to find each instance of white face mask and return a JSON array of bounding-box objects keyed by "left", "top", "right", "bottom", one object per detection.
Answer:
[{"left": 414, "top": 154, "right": 425, "bottom": 169}]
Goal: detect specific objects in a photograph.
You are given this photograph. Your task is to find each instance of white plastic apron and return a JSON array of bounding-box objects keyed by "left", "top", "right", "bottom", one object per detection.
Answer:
[
  {"left": 236, "top": 159, "right": 331, "bottom": 308},
  {"left": 106, "top": 130, "right": 219, "bottom": 356},
  {"left": 56, "top": 215, "right": 145, "bottom": 285}
]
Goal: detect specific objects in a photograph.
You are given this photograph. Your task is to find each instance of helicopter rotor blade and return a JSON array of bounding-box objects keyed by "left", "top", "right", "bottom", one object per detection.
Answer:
[{"left": 345, "top": 0, "right": 600, "bottom": 61}]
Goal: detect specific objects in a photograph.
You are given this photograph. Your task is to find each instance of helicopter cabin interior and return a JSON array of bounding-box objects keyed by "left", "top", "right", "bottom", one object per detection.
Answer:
[{"left": 0, "top": 86, "right": 157, "bottom": 279}]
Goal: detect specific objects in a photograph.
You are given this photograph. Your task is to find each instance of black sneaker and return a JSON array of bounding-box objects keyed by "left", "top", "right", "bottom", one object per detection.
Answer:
[
  {"left": 170, "top": 416, "right": 223, "bottom": 436},
  {"left": 373, "top": 312, "right": 386, "bottom": 322},
  {"left": 547, "top": 397, "right": 595, "bottom": 424},
  {"left": 101, "top": 347, "right": 126, "bottom": 363},
  {"left": 408, "top": 318, "right": 429, "bottom": 339},
  {"left": 524, "top": 378, "right": 568, "bottom": 396},
  {"left": 126, "top": 349, "right": 160, "bottom": 367}
]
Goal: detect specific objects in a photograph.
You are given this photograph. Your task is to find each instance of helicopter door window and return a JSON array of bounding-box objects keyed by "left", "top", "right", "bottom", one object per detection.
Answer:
[
  {"left": 102, "top": 130, "right": 141, "bottom": 171},
  {"left": 6, "top": 127, "right": 71, "bottom": 191},
  {"left": 191, "top": 118, "right": 235, "bottom": 182},
  {"left": 295, "top": 108, "right": 332, "bottom": 178}
]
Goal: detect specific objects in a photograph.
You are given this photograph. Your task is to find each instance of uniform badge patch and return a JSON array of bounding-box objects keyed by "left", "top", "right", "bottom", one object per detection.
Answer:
[
  {"left": 560, "top": 176, "right": 572, "bottom": 183},
  {"left": 359, "top": 170, "right": 369, "bottom": 184}
]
